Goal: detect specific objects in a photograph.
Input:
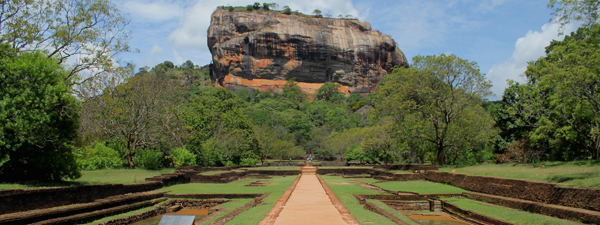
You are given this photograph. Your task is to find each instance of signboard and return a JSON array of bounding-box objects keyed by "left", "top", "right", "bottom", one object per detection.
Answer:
[{"left": 158, "top": 215, "right": 196, "bottom": 225}]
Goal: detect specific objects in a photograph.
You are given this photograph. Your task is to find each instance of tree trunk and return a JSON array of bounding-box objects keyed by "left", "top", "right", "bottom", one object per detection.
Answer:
[{"left": 437, "top": 144, "right": 445, "bottom": 166}]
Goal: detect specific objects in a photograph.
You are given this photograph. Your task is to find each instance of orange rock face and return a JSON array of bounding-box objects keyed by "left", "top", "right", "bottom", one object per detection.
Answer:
[{"left": 208, "top": 9, "right": 408, "bottom": 95}]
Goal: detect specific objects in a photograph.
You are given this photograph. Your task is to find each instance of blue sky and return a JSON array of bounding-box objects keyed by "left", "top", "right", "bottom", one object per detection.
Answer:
[{"left": 115, "top": 0, "right": 579, "bottom": 99}]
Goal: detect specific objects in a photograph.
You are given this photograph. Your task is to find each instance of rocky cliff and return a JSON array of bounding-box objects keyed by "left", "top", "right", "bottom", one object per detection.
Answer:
[{"left": 208, "top": 9, "right": 408, "bottom": 95}]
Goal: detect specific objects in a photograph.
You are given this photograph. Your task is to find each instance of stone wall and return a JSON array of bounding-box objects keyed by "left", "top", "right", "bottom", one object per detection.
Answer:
[
  {"left": 425, "top": 171, "right": 600, "bottom": 211},
  {"left": 0, "top": 182, "right": 162, "bottom": 214}
]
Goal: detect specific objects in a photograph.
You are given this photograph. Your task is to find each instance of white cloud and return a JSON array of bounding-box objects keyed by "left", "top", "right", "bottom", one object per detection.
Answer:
[
  {"left": 172, "top": 49, "right": 183, "bottom": 65},
  {"left": 148, "top": 44, "right": 164, "bottom": 56},
  {"left": 486, "top": 22, "right": 579, "bottom": 98},
  {"left": 123, "top": 1, "right": 183, "bottom": 22},
  {"left": 167, "top": 0, "right": 361, "bottom": 49}
]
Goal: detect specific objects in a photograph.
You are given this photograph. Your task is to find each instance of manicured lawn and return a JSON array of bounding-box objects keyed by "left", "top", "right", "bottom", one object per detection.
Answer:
[
  {"left": 245, "top": 166, "right": 301, "bottom": 171},
  {"left": 442, "top": 197, "right": 581, "bottom": 225},
  {"left": 320, "top": 175, "right": 413, "bottom": 225},
  {"left": 198, "top": 169, "right": 245, "bottom": 175},
  {"left": 372, "top": 180, "right": 466, "bottom": 194},
  {"left": 0, "top": 168, "right": 175, "bottom": 189},
  {"left": 318, "top": 166, "right": 374, "bottom": 169},
  {"left": 438, "top": 162, "right": 600, "bottom": 188},
  {"left": 81, "top": 201, "right": 166, "bottom": 225},
  {"left": 367, "top": 199, "right": 419, "bottom": 225}
]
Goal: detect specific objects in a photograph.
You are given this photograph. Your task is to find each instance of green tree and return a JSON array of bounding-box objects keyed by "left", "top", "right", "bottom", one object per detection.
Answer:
[
  {"left": 0, "top": 0, "right": 133, "bottom": 84},
  {"left": 316, "top": 82, "right": 345, "bottom": 103},
  {"left": 181, "top": 60, "right": 194, "bottom": 70},
  {"left": 313, "top": 9, "right": 322, "bottom": 16},
  {"left": 549, "top": 0, "right": 600, "bottom": 31},
  {"left": 0, "top": 49, "right": 80, "bottom": 181},
  {"left": 376, "top": 54, "right": 495, "bottom": 165},
  {"left": 281, "top": 78, "right": 307, "bottom": 102},
  {"left": 282, "top": 5, "right": 291, "bottom": 14},
  {"left": 253, "top": 2, "right": 261, "bottom": 10},
  {"left": 523, "top": 24, "right": 600, "bottom": 159}
]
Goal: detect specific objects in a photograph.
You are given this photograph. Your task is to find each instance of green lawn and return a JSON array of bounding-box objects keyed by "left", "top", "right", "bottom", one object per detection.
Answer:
[
  {"left": 438, "top": 162, "right": 600, "bottom": 188},
  {"left": 320, "top": 175, "right": 414, "bottom": 225},
  {"left": 198, "top": 169, "right": 245, "bottom": 175},
  {"left": 442, "top": 197, "right": 581, "bottom": 225},
  {"left": 245, "top": 166, "right": 301, "bottom": 171},
  {"left": 372, "top": 180, "right": 466, "bottom": 194},
  {"left": 0, "top": 168, "right": 175, "bottom": 189},
  {"left": 318, "top": 166, "right": 374, "bottom": 169}
]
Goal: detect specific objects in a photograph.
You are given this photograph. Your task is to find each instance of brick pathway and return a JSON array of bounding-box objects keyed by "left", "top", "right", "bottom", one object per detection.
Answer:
[{"left": 260, "top": 166, "right": 358, "bottom": 225}]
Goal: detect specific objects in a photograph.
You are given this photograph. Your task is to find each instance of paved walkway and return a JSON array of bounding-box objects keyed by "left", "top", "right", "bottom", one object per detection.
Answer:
[{"left": 271, "top": 167, "right": 349, "bottom": 225}]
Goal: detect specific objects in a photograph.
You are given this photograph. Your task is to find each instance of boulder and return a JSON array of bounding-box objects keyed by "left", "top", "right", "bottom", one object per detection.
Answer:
[{"left": 207, "top": 9, "right": 408, "bottom": 95}]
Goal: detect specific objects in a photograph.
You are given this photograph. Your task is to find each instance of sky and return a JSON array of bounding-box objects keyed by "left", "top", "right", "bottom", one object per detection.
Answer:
[{"left": 115, "top": 0, "right": 580, "bottom": 100}]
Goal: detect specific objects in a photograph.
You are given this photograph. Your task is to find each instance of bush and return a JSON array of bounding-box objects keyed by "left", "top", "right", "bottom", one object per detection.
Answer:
[
  {"left": 246, "top": 5, "right": 253, "bottom": 11},
  {"left": 171, "top": 147, "right": 196, "bottom": 168},
  {"left": 240, "top": 158, "right": 258, "bottom": 165},
  {"left": 134, "top": 149, "right": 163, "bottom": 169},
  {"left": 75, "top": 142, "right": 122, "bottom": 170}
]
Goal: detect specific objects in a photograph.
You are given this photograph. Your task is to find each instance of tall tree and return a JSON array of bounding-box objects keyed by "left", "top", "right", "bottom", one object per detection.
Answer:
[
  {"left": 549, "top": 0, "right": 600, "bottom": 30},
  {"left": 281, "top": 78, "right": 307, "bottom": 102},
  {"left": 0, "top": 48, "right": 80, "bottom": 180},
  {"left": 524, "top": 24, "right": 600, "bottom": 159},
  {"left": 316, "top": 82, "right": 345, "bottom": 103},
  {"left": 0, "top": 0, "right": 133, "bottom": 85},
  {"left": 376, "top": 54, "right": 495, "bottom": 165}
]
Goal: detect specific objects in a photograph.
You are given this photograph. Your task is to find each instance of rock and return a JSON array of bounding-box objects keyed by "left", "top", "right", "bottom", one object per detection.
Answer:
[{"left": 207, "top": 9, "right": 409, "bottom": 95}]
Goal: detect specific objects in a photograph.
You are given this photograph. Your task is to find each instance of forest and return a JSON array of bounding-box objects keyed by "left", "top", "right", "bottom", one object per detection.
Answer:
[{"left": 1, "top": 0, "right": 599, "bottom": 181}]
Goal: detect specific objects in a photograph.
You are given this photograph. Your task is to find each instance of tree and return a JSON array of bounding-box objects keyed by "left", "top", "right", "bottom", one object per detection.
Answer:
[
  {"left": 549, "top": 0, "right": 600, "bottom": 30},
  {"left": 316, "top": 82, "right": 345, "bottom": 102},
  {"left": 253, "top": 2, "right": 261, "bottom": 10},
  {"left": 523, "top": 24, "right": 600, "bottom": 159},
  {"left": 263, "top": 3, "right": 270, "bottom": 10},
  {"left": 282, "top": 6, "right": 291, "bottom": 14},
  {"left": 181, "top": 60, "right": 194, "bottom": 70},
  {"left": 0, "top": 0, "right": 133, "bottom": 85},
  {"left": 281, "top": 78, "right": 307, "bottom": 102},
  {"left": 0, "top": 49, "right": 80, "bottom": 181},
  {"left": 376, "top": 54, "right": 496, "bottom": 165},
  {"left": 79, "top": 68, "right": 183, "bottom": 167},
  {"left": 313, "top": 9, "right": 322, "bottom": 16}
]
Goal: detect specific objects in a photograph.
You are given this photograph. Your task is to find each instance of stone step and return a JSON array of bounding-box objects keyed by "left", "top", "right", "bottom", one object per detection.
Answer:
[{"left": 0, "top": 190, "right": 167, "bottom": 225}]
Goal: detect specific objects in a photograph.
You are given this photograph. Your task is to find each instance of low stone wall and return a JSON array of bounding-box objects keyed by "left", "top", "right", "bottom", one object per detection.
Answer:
[
  {"left": 373, "top": 164, "right": 439, "bottom": 171},
  {"left": 99, "top": 199, "right": 229, "bottom": 225},
  {"left": 317, "top": 168, "right": 373, "bottom": 175},
  {"left": 441, "top": 200, "right": 515, "bottom": 225},
  {"left": 190, "top": 171, "right": 249, "bottom": 183},
  {"left": 363, "top": 202, "right": 411, "bottom": 225},
  {"left": 380, "top": 200, "right": 429, "bottom": 210},
  {"left": 209, "top": 192, "right": 270, "bottom": 225},
  {"left": 0, "top": 182, "right": 163, "bottom": 214},
  {"left": 425, "top": 171, "right": 600, "bottom": 211},
  {"left": 357, "top": 194, "right": 461, "bottom": 201},
  {"left": 245, "top": 170, "right": 301, "bottom": 176},
  {"left": 464, "top": 192, "right": 600, "bottom": 224},
  {"left": 164, "top": 193, "right": 265, "bottom": 199},
  {"left": 267, "top": 161, "right": 303, "bottom": 166},
  {"left": 372, "top": 170, "right": 424, "bottom": 181}
]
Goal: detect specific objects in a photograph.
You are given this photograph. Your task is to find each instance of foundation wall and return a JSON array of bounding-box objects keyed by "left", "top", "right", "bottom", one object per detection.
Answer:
[
  {"left": 0, "top": 182, "right": 162, "bottom": 214},
  {"left": 425, "top": 171, "right": 600, "bottom": 211}
]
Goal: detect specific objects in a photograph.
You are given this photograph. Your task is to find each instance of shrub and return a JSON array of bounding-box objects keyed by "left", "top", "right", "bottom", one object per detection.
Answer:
[
  {"left": 75, "top": 142, "right": 122, "bottom": 170},
  {"left": 171, "top": 147, "right": 197, "bottom": 168},
  {"left": 240, "top": 158, "right": 258, "bottom": 165},
  {"left": 246, "top": 5, "right": 253, "bottom": 11},
  {"left": 134, "top": 149, "right": 164, "bottom": 169}
]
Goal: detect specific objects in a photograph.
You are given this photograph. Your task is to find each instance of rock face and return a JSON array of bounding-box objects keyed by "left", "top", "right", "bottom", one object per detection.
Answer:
[{"left": 208, "top": 9, "right": 408, "bottom": 95}]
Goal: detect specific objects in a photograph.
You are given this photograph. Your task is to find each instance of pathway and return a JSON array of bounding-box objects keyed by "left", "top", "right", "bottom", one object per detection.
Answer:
[{"left": 261, "top": 166, "right": 358, "bottom": 225}]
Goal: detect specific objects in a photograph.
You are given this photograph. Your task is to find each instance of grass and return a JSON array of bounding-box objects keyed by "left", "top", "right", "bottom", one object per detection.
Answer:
[
  {"left": 372, "top": 180, "right": 467, "bottom": 194},
  {"left": 388, "top": 170, "right": 415, "bottom": 174},
  {"left": 438, "top": 162, "right": 600, "bottom": 188},
  {"left": 199, "top": 169, "right": 245, "bottom": 175},
  {"left": 367, "top": 199, "right": 419, "bottom": 225},
  {"left": 0, "top": 168, "right": 175, "bottom": 189},
  {"left": 215, "top": 176, "right": 297, "bottom": 224},
  {"left": 202, "top": 199, "right": 253, "bottom": 225},
  {"left": 245, "top": 166, "right": 301, "bottom": 171},
  {"left": 320, "top": 175, "right": 407, "bottom": 225},
  {"left": 81, "top": 201, "right": 166, "bottom": 225},
  {"left": 442, "top": 197, "right": 581, "bottom": 225},
  {"left": 318, "top": 166, "right": 374, "bottom": 169}
]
